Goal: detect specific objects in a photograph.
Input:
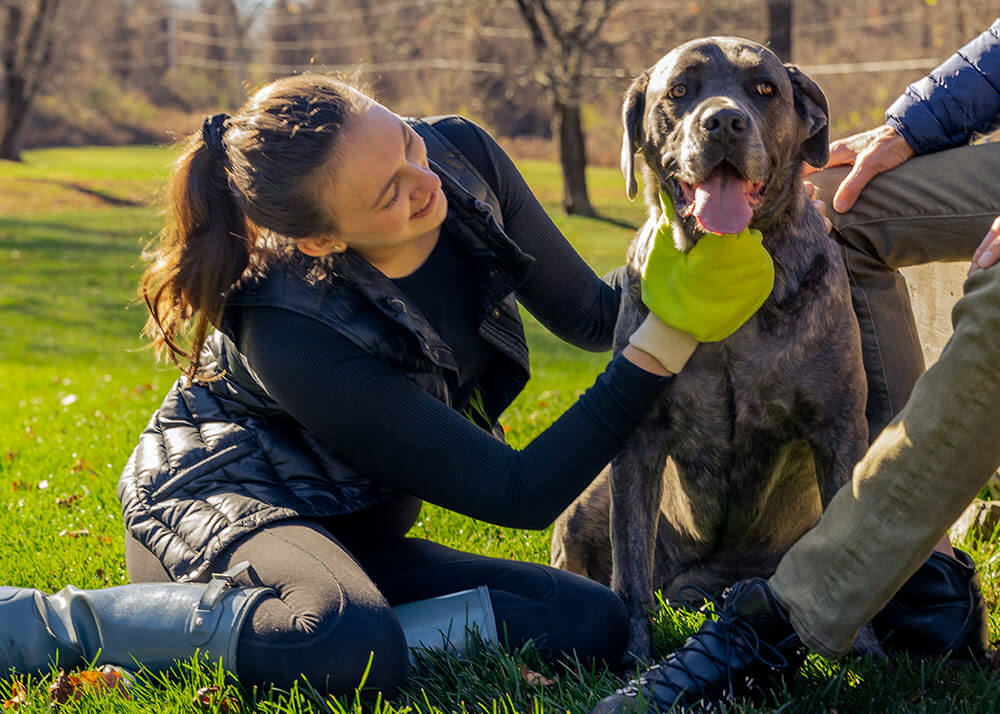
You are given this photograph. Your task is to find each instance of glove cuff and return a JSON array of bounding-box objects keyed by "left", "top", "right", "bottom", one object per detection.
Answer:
[{"left": 628, "top": 313, "right": 699, "bottom": 374}]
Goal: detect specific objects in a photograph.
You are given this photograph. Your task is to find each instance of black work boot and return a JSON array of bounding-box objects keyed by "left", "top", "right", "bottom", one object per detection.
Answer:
[
  {"left": 872, "top": 548, "right": 989, "bottom": 663},
  {"left": 591, "top": 579, "right": 807, "bottom": 713}
]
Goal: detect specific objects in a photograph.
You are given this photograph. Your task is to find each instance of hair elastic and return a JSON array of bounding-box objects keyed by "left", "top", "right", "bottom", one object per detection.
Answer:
[{"left": 201, "top": 113, "right": 231, "bottom": 161}]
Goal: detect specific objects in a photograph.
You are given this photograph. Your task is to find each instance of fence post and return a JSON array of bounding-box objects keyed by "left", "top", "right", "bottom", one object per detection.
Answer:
[{"left": 767, "top": 0, "right": 792, "bottom": 62}]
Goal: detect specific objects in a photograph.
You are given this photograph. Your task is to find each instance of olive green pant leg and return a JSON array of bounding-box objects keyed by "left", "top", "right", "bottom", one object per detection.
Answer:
[
  {"left": 809, "top": 142, "right": 1000, "bottom": 438},
  {"left": 768, "top": 263, "right": 1000, "bottom": 658}
]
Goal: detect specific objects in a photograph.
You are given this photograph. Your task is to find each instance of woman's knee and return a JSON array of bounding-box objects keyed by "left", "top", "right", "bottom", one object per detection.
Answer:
[{"left": 238, "top": 595, "right": 410, "bottom": 695}]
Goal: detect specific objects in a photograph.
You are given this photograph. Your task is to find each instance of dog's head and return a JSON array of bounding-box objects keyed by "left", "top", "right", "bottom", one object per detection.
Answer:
[{"left": 621, "top": 37, "right": 828, "bottom": 237}]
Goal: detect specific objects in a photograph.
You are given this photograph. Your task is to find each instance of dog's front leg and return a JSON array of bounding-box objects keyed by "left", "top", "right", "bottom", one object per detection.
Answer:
[{"left": 609, "top": 424, "right": 670, "bottom": 662}]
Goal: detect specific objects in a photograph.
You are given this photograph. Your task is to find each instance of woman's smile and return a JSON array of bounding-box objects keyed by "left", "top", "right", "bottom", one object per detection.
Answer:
[{"left": 411, "top": 189, "right": 438, "bottom": 220}]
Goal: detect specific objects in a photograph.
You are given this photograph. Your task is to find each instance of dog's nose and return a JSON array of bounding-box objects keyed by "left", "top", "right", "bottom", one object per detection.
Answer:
[{"left": 702, "top": 107, "right": 747, "bottom": 137}]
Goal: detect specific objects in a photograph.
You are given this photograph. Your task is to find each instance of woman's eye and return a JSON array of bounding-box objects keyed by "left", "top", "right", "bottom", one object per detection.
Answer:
[
  {"left": 667, "top": 84, "right": 687, "bottom": 99},
  {"left": 755, "top": 81, "right": 775, "bottom": 96},
  {"left": 384, "top": 186, "right": 399, "bottom": 210}
]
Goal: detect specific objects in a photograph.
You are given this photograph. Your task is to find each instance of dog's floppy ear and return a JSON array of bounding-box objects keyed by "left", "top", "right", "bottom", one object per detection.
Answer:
[
  {"left": 785, "top": 64, "right": 830, "bottom": 169},
  {"left": 621, "top": 71, "right": 649, "bottom": 200}
]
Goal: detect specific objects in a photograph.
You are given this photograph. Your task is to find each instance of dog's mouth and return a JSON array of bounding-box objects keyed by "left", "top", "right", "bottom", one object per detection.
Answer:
[{"left": 672, "top": 163, "right": 767, "bottom": 235}]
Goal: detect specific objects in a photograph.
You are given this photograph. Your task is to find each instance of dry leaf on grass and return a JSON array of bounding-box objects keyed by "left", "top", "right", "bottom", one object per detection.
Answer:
[
  {"left": 3, "top": 681, "right": 28, "bottom": 709},
  {"left": 57, "top": 529, "right": 90, "bottom": 538},
  {"left": 518, "top": 664, "right": 558, "bottom": 687},
  {"left": 56, "top": 494, "right": 81, "bottom": 508},
  {"left": 70, "top": 459, "right": 96, "bottom": 476},
  {"left": 193, "top": 685, "right": 240, "bottom": 713},
  {"left": 48, "top": 668, "right": 131, "bottom": 705}
]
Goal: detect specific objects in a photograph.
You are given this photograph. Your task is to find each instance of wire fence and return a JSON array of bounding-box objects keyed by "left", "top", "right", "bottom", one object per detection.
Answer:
[{"left": 106, "top": 1, "right": 947, "bottom": 79}]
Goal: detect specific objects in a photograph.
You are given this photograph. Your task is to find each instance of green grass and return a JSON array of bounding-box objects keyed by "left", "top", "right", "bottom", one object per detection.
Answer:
[{"left": 0, "top": 146, "right": 998, "bottom": 712}]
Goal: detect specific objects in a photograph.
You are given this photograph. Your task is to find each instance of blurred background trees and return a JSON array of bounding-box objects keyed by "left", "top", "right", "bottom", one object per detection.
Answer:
[{"left": 1, "top": 0, "right": 997, "bottom": 210}]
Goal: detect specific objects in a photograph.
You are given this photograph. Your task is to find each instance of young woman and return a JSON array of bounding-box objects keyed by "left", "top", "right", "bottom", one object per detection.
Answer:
[{"left": 0, "top": 74, "right": 771, "bottom": 695}]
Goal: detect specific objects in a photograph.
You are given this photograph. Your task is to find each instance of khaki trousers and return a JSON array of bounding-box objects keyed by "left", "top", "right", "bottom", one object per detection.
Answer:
[{"left": 768, "top": 141, "right": 1000, "bottom": 658}]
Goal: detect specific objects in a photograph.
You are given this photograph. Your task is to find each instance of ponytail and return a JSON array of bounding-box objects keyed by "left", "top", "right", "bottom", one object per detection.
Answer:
[
  {"left": 140, "top": 74, "right": 367, "bottom": 382},
  {"left": 140, "top": 126, "right": 255, "bottom": 384}
]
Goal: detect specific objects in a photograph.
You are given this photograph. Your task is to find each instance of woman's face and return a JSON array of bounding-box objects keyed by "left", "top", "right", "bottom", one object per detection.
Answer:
[{"left": 301, "top": 99, "right": 448, "bottom": 269}]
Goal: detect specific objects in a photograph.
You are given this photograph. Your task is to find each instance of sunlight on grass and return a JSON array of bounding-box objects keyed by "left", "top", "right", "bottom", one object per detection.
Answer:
[{"left": 0, "top": 146, "right": 998, "bottom": 713}]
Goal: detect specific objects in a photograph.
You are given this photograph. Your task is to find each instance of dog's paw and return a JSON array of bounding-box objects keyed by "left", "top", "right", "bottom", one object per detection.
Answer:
[
  {"left": 622, "top": 615, "right": 653, "bottom": 664},
  {"left": 851, "top": 623, "right": 887, "bottom": 659}
]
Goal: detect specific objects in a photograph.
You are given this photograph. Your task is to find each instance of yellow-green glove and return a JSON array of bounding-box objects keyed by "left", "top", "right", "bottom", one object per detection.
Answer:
[{"left": 640, "top": 190, "right": 775, "bottom": 342}]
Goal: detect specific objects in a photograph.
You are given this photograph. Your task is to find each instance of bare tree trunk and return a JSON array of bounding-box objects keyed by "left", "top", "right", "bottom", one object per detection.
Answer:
[
  {"left": 767, "top": 0, "right": 792, "bottom": 62},
  {"left": 511, "top": 0, "right": 619, "bottom": 217},
  {"left": 553, "top": 99, "right": 594, "bottom": 217},
  {"left": 1, "top": 74, "right": 30, "bottom": 161},
  {"left": 1, "top": 0, "right": 64, "bottom": 161}
]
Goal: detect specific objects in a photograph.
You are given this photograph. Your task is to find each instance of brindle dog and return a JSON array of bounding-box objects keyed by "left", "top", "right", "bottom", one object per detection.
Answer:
[{"left": 551, "top": 37, "right": 869, "bottom": 659}]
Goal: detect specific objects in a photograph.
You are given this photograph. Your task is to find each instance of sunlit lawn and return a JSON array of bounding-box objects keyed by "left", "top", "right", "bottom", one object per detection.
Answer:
[{"left": 0, "top": 146, "right": 997, "bottom": 712}]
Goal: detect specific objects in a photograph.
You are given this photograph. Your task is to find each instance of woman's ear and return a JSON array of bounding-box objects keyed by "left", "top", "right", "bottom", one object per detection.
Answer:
[{"left": 296, "top": 237, "right": 345, "bottom": 257}]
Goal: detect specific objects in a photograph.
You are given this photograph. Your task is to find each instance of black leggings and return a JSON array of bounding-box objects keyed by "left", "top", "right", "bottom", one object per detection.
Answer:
[{"left": 124, "top": 496, "right": 627, "bottom": 695}]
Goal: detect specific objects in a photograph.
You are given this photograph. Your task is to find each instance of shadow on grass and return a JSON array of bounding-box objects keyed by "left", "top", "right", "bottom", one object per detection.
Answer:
[
  {"left": 15, "top": 178, "right": 145, "bottom": 207},
  {"left": 0, "top": 226, "right": 147, "bottom": 249},
  {"left": 588, "top": 213, "right": 640, "bottom": 231}
]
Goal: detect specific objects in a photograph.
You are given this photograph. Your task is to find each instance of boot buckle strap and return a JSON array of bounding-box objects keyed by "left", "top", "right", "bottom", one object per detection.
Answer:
[{"left": 187, "top": 561, "right": 251, "bottom": 647}]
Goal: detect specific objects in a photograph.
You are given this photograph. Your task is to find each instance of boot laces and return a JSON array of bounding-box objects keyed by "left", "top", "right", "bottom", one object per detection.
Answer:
[{"left": 619, "top": 584, "right": 795, "bottom": 711}]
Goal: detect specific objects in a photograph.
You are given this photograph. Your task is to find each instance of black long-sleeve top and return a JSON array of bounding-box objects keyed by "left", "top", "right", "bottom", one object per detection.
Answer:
[{"left": 234, "top": 117, "right": 670, "bottom": 530}]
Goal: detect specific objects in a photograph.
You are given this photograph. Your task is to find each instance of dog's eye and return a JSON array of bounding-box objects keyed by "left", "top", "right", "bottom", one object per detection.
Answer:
[
  {"left": 667, "top": 84, "right": 687, "bottom": 99},
  {"left": 755, "top": 81, "right": 775, "bottom": 96}
]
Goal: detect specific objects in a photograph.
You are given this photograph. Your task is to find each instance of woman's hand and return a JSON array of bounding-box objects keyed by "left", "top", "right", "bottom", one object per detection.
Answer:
[
  {"left": 803, "top": 124, "right": 916, "bottom": 213},
  {"left": 968, "top": 216, "right": 1000, "bottom": 276},
  {"left": 640, "top": 191, "right": 774, "bottom": 343},
  {"left": 627, "top": 191, "right": 775, "bottom": 374}
]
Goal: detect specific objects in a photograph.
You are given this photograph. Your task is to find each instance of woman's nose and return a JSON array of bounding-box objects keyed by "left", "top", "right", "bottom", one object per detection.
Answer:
[{"left": 409, "top": 163, "right": 440, "bottom": 195}]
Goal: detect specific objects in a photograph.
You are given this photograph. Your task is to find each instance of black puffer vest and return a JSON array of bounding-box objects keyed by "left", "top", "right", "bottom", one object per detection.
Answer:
[{"left": 118, "top": 118, "right": 535, "bottom": 582}]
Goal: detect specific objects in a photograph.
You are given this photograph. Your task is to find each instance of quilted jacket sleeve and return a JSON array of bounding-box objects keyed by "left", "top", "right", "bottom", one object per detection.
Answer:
[{"left": 885, "top": 19, "right": 1000, "bottom": 155}]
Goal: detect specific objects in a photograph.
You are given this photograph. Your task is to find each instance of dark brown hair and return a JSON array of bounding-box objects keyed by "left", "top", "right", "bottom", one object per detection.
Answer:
[{"left": 140, "top": 74, "right": 368, "bottom": 382}]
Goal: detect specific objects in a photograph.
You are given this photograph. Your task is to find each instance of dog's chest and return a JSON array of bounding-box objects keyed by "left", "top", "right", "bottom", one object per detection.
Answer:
[{"left": 654, "top": 334, "right": 806, "bottom": 459}]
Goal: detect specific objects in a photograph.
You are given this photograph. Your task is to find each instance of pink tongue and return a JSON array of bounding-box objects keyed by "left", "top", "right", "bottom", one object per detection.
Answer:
[{"left": 692, "top": 166, "right": 753, "bottom": 234}]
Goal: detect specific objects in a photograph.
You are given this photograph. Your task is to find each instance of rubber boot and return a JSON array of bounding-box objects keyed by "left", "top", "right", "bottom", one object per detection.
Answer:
[
  {"left": 392, "top": 586, "right": 498, "bottom": 662},
  {"left": 0, "top": 562, "right": 272, "bottom": 677}
]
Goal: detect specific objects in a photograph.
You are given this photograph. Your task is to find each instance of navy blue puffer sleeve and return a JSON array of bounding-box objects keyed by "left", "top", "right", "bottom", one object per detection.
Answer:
[{"left": 885, "top": 19, "right": 1000, "bottom": 155}]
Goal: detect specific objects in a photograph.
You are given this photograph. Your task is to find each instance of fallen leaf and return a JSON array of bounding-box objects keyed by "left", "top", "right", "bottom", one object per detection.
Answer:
[
  {"left": 58, "top": 529, "right": 90, "bottom": 538},
  {"left": 70, "top": 459, "right": 96, "bottom": 476},
  {"left": 56, "top": 494, "right": 81, "bottom": 508},
  {"left": 76, "top": 669, "right": 131, "bottom": 699},
  {"left": 47, "top": 671, "right": 76, "bottom": 705},
  {"left": 518, "top": 664, "right": 558, "bottom": 687},
  {"left": 3, "top": 681, "right": 28, "bottom": 709},
  {"left": 48, "top": 668, "right": 131, "bottom": 706},
  {"left": 193, "top": 685, "right": 240, "bottom": 713},
  {"left": 11, "top": 481, "right": 33, "bottom": 492}
]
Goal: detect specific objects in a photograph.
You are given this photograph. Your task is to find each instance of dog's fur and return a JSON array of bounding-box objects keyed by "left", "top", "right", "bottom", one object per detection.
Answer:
[{"left": 551, "top": 37, "right": 869, "bottom": 658}]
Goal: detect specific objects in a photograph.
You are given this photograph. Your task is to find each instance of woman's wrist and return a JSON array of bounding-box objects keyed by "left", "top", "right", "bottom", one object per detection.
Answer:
[
  {"left": 626, "top": 313, "right": 698, "bottom": 375},
  {"left": 623, "top": 343, "right": 674, "bottom": 376}
]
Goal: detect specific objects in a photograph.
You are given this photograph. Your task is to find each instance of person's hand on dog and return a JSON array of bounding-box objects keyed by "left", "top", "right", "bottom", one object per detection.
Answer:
[
  {"left": 969, "top": 216, "right": 1000, "bottom": 276},
  {"left": 628, "top": 191, "right": 775, "bottom": 374},
  {"left": 804, "top": 180, "right": 833, "bottom": 233},
  {"left": 802, "top": 124, "right": 915, "bottom": 213}
]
